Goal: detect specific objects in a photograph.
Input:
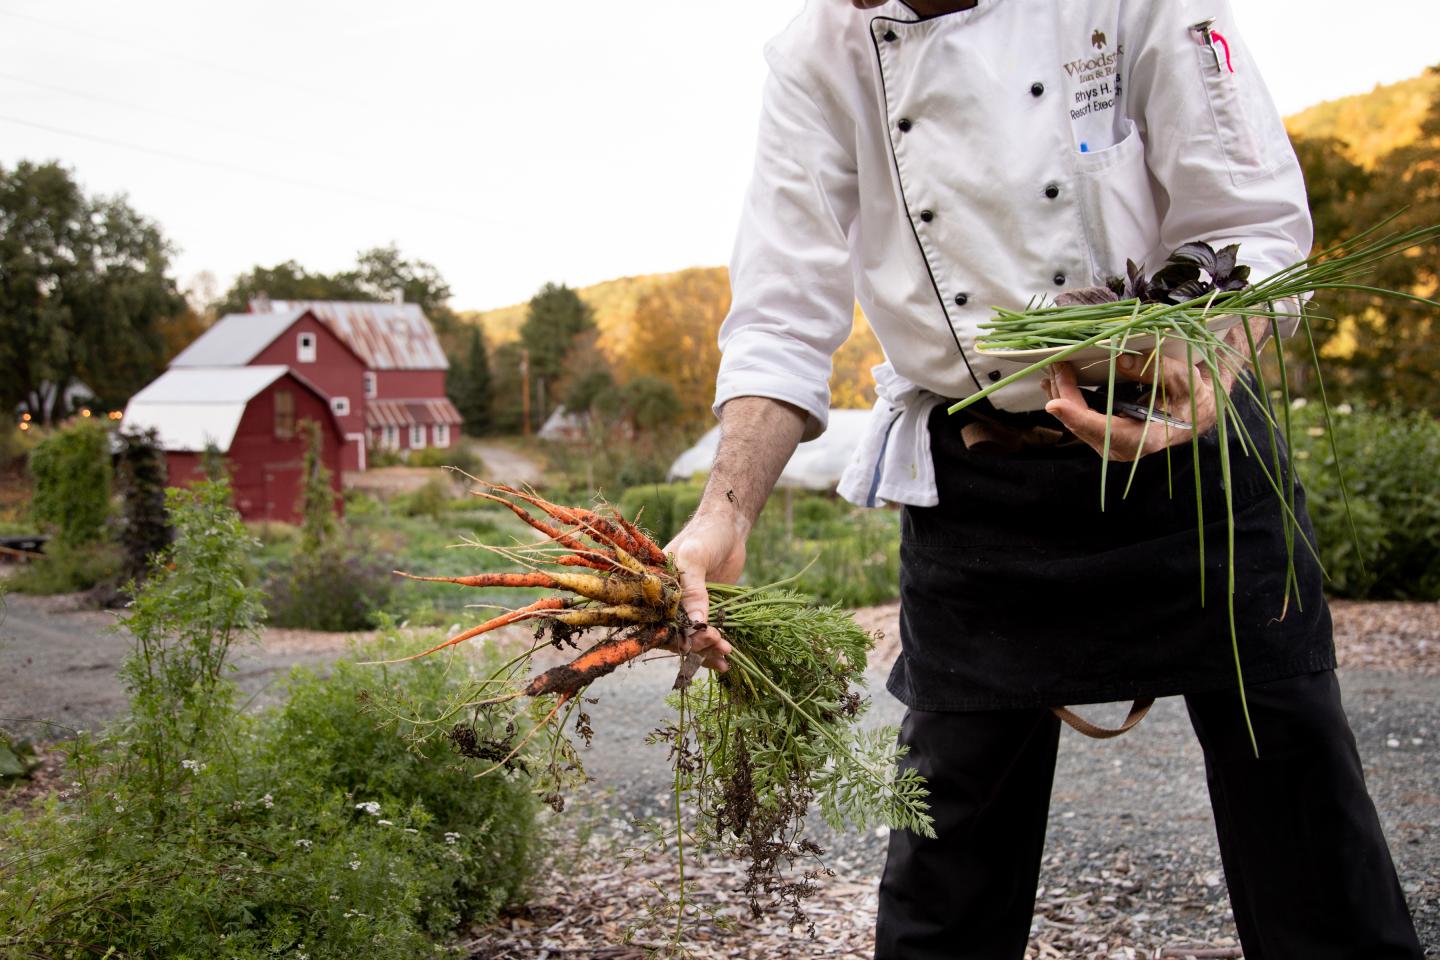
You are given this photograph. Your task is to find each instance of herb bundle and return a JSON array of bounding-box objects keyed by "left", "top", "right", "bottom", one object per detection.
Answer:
[
  {"left": 372, "top": 483, "right": 932, "bottom": 939},
  {"left": 958, "top": 220, "right": 1440, "bottom": 751}
]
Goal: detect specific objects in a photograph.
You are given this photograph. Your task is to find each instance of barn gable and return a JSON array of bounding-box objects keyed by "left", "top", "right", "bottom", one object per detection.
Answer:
[
  {"left": 260, "top": 300, "right": 449, "bottom": 370},
  {"left": 123, "top": 366, "right": 340, "bottom": 453}
]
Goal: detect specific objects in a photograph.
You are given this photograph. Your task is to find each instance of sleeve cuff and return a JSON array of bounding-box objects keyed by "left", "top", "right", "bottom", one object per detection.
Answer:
[{"left": 713, "top": 368, "right": 830, "bottom": 442}]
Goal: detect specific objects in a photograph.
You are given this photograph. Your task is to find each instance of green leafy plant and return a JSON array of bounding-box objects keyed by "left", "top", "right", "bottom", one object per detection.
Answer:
[
  {"left": 1291, "top": 404, "right": 1440, "bottom": 599},
  {"left": 28, "top": 418, "right": 111, "bottom": 548},
  {"left": 0, "top": 491, "right": 538, "bottom": 958}
]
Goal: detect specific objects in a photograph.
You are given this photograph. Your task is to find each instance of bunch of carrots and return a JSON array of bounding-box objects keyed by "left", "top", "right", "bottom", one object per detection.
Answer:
[{"left": 371, "top": 482, "right": 931, "bottom": 935}]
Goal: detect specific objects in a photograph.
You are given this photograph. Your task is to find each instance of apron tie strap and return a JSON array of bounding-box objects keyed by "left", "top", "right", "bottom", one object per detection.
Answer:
[{"left": 1052, "top": 698, "right": 1154, "bottom": 739}]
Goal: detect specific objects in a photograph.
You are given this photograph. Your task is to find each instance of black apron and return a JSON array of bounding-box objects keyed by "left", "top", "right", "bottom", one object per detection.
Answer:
[{"left": 887, "top": 388, "right": 1336, "bottom": 712}]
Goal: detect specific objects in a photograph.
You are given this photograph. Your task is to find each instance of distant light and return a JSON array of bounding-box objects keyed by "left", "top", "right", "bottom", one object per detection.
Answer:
[
  {"left": 18, "top": 422, "right": 29, "bottom": 431},
  {"left": 109, "top": 411, "right": 124, "bottom": 420},
  {"left": 20, "top": 413, "right": 31, "bottom": 422},
  {"left": 80, "top": 408, "right": 92, "bottom": 418}
]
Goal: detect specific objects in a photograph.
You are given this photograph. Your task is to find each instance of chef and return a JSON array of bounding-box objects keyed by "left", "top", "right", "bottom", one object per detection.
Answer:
[{"left": 666, "top": 0, "right": 1423, "bottom": 957}]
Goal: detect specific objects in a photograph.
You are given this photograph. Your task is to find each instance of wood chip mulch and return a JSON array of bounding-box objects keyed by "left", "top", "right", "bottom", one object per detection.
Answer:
[{"left": 463, "top": 839, "right": 1249, "bottom": 960}]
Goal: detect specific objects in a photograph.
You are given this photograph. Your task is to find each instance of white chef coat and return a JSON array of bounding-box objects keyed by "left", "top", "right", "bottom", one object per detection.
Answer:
[{"left": 712, "top": 0, "right": 1312, "bottom": 507}]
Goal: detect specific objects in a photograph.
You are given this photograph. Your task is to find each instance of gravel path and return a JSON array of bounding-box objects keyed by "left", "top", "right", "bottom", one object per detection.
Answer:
[{"left": 2, "top": 592, "right": 1435, "bottom": 956}]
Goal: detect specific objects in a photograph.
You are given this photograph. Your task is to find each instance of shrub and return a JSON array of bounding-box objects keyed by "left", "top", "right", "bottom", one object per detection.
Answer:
[
  {"left": 619, "top": 481, "right": 706, "bottom": 546},
  {"left": 0, "top": 496, "right": 538, "bottom": 958},
  {"left": 28, "top": 419, "right": 112, "bottom": 548},
  {"left": 406, "top": 444, "right": 482, "bottom": 475},
  {"left": 0, "top": 422, "right": 38, "bottom": 473},
  {"left": 398, "top": 476, "right": 454, "bottom": 521},
  {"left": 264, "top": 539, "right": 396, "bottom": 631},
  {"left": 1290, "top": 404, "right": 1440, "bottom": 600},
  {"left": 6, "top": 540, "right": 122, "bottom": 595}
]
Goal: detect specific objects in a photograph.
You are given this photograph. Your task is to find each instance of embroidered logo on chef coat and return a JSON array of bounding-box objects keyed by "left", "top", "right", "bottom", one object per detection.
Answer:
[{"left": 1062, "top": 29, "right": 1125, "bottom": 150}]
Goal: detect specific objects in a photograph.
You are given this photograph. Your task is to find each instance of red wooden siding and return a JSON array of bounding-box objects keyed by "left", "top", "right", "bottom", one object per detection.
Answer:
[
  {"left": 163, "top": 375, "right": 344, "bottom": 524},
  {"left": 249, "top": 313, "right": 369, "bottom": 471}
]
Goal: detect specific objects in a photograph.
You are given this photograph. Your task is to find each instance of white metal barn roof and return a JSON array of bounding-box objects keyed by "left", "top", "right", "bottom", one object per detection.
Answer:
[
  {"left": 262, "top": 300, "right": 449, "bottom": 370},
  {"left": 169, "top": 310, "right": 309, "bottom": 367},
  {"left": 122, "top": 366, "right": 292, "bottom": 452},
  {"left": 667, "top": 409, "right": 873, "bottom": 491}
]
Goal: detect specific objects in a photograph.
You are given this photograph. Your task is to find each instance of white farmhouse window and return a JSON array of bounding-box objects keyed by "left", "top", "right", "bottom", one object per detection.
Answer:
[
  {"left": 363, "top": 372, "right": 377, "bottom": 398},
  {"left": 433, "top": 424, "right": 451, "bottom": 447},
  {"left": 331, "top": 396, "right": 350, "bottom": 416},
  {"left": 409, "top": 424, "right": 427, "bottom": 449},
  {"left": 297, "top": 332, "right": 317, "bottom": 363},
  {"left": 382, "top": 425, "right": 399, "bottom": 450}
]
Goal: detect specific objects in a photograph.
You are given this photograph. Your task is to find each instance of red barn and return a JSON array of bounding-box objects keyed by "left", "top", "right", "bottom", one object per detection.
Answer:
[
  {"left": 121, "top": 366, "right": 345, "bottom": 524},
  {"left": 170, "top": 308, "right": 371, "bottom": 471},
  {"left": 262, "top": 300, "right": 462, "bottom": 455}
]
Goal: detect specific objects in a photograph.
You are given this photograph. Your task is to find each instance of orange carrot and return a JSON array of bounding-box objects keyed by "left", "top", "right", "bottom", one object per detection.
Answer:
[
  {"left": 394, "top": 570, "right": 561, "bottom": 590},
  {"left": 472, "top": 490, "right": 619, "bottom": 569},
  {"left": 367, "top": 597, "right": 572, "bottom": 664},
  {"left": 524, "top": 625, "right": 673, "bottom": 697},
  {"left": 615, "top": 515, "right": 669, "bottom": 568}
]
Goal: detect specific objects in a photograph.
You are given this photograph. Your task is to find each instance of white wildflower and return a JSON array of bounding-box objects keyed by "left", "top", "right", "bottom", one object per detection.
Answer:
[
  {"left": 180, "top": 759, "right": 207, "bottom": 773},
  {"left": 375, "top": 819, "right": 393, "bottom": 826},
  {"left": 443, "top": 831, "right": 461, "bottom": 845},
  {"left": 260, "top": 793, "right": 274, "bottom": 809},
  {"left": 1336, "top": 402, "right": 1353, "bottom": 415},
  {"left": 404, "top": 828, "right": 419, "bottom": 835},
  {"left": 294, "top": 838, "right": 313, "bottom": 849},
  {"left": 355, "top": 801, "right": 381, "bottom": 816},
  {"left": 349, "top": 859, "right": 361, "bottom": 870}
]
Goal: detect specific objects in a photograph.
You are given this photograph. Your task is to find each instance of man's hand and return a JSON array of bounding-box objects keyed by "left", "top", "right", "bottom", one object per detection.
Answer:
[
  {"left": 664, "top": 509, "right": 745, "bottom": 672},
  {"left": 664, "top": 396, "right": 809, "bottom": 674},
  {"left": 1042, "top": 322, "right": 1253, "bottom": 461}
]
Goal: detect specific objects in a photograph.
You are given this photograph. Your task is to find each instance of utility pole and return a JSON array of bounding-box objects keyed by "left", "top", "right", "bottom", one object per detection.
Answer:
[{"left": 520, "top": 347, "right": 531, "bottom": 438}]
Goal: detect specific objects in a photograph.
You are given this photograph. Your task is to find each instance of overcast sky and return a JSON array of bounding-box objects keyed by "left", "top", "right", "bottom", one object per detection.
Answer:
[{"left": 2, "top": 1, "right": 1436, "bottom": 311}]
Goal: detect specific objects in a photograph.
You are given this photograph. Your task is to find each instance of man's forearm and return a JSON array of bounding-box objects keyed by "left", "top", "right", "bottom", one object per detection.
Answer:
[{"left": 695, "top": 396, "right": 808, "bottom": 532}]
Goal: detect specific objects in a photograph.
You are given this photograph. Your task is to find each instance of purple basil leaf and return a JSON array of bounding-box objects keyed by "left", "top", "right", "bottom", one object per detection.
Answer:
[
  {"left": 1169, "top": 241, "right": 1219, "bottom": 273},
  {"left": 1213, "top": 243, "right": 1240, "bottom": 280}
]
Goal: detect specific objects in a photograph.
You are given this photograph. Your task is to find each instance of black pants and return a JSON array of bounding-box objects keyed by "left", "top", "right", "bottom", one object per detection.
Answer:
[{"left": 874, "top": 670, "right": 1422, "bottom": 959}]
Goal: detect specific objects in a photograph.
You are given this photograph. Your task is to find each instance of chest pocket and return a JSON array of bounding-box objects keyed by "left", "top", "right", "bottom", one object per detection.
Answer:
[
  {"left": 1073, "top": 119, "right": 1162, "bottom": 282},
  {"left": 1193, "top": 45, "right": 1284, "bottom": 186}
]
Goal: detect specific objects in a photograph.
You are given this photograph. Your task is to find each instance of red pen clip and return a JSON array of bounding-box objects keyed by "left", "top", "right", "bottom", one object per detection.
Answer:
[{"left": 1190, "top": 19, "right": 1233, "bottom": 74}]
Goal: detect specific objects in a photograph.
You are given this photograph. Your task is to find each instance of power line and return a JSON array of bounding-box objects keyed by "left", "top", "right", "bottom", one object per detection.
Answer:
[
  {"left": 0, "top": 111, "right": 513, "bottom": 229},
  {"left": 0, "top": 72, "right": 355, "bottom": 162}
]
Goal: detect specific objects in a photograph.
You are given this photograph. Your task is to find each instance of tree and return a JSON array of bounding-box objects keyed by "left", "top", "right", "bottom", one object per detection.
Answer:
[
  {"left": 115, "top": 428, "right": 173, "bottom": 586},
  {"left": 353, "top": 245, "right": 460, "bottom": 334},
  {"left": 624, "top": 268, "right": 727, "bottom": 431},
  {"left": 209, "top": 260, "right": 365, "bottom": 318},
  {"left": 520, "top": 283, "right": 594, "bottom": 428},
  {"left": 210, "top": 245, "right": 460, "bottom": 334},
  {"left": 1291, "top": 69, "right": 1440, "bottom": 409},
  {"left": 0, "top": 161, "right": 186, "bottom": 420},
  {"left": 449, "top": 327, "right": 494, "bottom": 435}
]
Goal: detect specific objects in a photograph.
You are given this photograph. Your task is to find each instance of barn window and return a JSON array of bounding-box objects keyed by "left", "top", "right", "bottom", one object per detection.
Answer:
[
  {"left": 274, "top": 390, "right": 295, "bottom": 439},
  {"left": 410, "top": 424, "right": 427, "bottom": 449},
  {"left": 433, "top": 424, "right": 450, "bottom": 447},
  {"left": 297, "top": 332, "right": 317, "bottom": 363},
  {"left": 383, "top": 425, "right": 399, "bottom": 450},
  {"left": 363, "top": 372, "right": 377, "bottom": 398},
  {"left": 331, "top": 396, "right": 350, "bottom": 416}
]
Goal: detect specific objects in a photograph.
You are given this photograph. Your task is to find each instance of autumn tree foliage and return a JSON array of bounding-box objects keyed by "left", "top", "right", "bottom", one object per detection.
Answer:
[{"left": 1291, "top": 65, "right": 1440, "bottom": 408}]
